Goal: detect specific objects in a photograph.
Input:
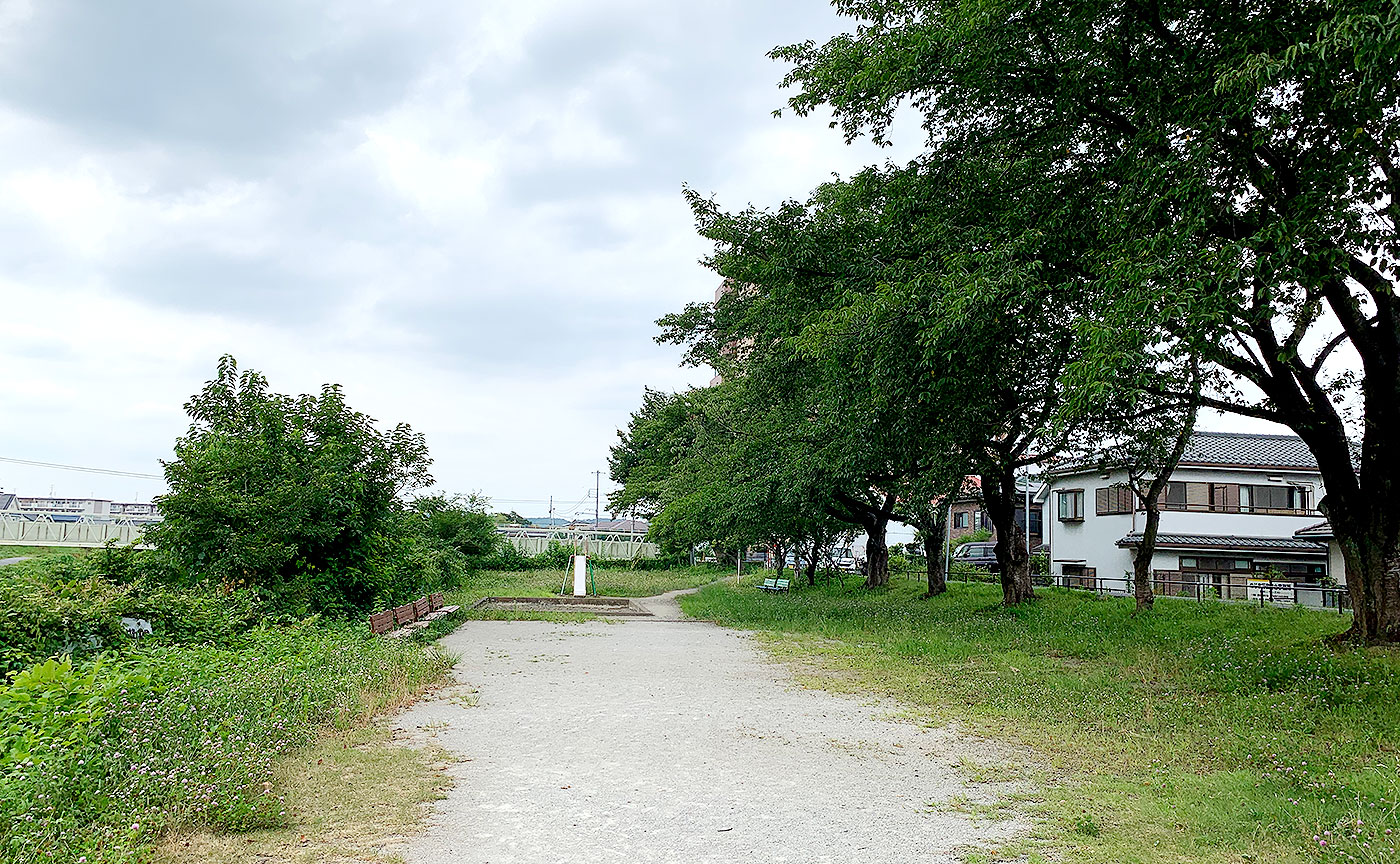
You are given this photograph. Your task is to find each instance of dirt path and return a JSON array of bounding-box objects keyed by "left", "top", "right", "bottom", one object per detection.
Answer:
[{"left": 396, "top": 604, "right": 1026, "bottom": 864}]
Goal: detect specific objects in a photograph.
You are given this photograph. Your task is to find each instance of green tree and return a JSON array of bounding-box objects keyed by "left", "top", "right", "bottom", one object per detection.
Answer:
[
  {"left": 413, "top": 494, "right": 500, "bottom": 557},
  {"left": 665, "top": 154, "right": 1095, "bottom": 600},
  {"left": 773, "top": 0, "right": 1400, "bottom": 642},
  {"left": 147, "top": 356, "right": 433, "bottom": 615},
  {"left": 609, "top": 384, "right": 847, "bottom": 568}
]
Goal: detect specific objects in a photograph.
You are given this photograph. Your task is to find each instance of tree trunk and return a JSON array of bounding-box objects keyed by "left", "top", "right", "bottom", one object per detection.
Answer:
[
  {"left": 923, "top": 514, "right": 947, "bottom": 597},
  {"left": 864, "top": 518, "right": 891, "bottom": 587},
  {"left": 1134, "top": 498, "right": 1160, "bottom": 612},
  {"left": 805, "top": 541, "right": 819, "bottom": 586},
  {"left": 1325, "top": 495, "right": 1400, "bottom": 644},
  {"left": 981, "top": 468, "right": 1033, "bottom": 605}
]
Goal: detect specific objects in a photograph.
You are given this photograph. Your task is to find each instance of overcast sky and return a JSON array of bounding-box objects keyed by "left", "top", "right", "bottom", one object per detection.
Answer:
[
  {"left": 0, "top": 0, "right": 1282, "bottom": 526},
  {"left": 0, "top": 0, "right": 939, "bottom": 518}
]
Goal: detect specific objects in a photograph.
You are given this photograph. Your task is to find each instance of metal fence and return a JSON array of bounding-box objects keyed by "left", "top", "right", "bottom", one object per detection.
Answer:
[
  {"left": 0, "top": 514, "right": 149, "bottom": 548},
  {"left": 1035, "top": 572, "right": 1351, "bottom": 613},
  {"left": 495, "top": 526, "right": 659, "bottom": 560}
]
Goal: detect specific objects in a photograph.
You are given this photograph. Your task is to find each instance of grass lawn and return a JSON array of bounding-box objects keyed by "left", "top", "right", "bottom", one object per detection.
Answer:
[
  {"left": 444, "top": 566, "right": 724, "bottom": 620},
  {"left": 0, "top": 545, "right": 93, "bottom": 559},
  {"left": 680, "top": 577, "right": 1400, "bottom": 864}
]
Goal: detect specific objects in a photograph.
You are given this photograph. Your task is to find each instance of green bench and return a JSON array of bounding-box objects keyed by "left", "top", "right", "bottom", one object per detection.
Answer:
[{"left": 758, "top": 577, "right": 790, "bottom": 593}]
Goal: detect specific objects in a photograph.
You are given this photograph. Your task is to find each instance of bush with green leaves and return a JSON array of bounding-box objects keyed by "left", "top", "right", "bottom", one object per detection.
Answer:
[
  {"left": 145, "top": 355, "right": 433, "bottom": 616},
  {"left": 0, "top": 553, "right": 263, "bottom": 676}
]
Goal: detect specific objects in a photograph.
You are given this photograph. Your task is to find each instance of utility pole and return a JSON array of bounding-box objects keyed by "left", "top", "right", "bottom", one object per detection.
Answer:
[
  {"left": 1024, "top": 470, "right": 1032, "bottom": 564},
  {"left": 594, "top": 470, "right": 601, "bottom": 527},
  {"left": 549, "top": 495, "right": 554, "bottom": 523}
]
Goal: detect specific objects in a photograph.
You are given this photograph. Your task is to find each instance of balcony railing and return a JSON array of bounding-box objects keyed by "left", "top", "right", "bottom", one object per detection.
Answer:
[{"left": 1158, "top": 503, "right": 1320, "bottom": 516}]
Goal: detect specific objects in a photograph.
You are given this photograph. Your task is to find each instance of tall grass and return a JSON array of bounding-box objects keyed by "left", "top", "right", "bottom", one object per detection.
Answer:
[
  {"left": 0, "top": 624, "right": 453, "bottom": 864},
  {"left": 682, "top": 579, "right": 1400, "bottom": 863}
]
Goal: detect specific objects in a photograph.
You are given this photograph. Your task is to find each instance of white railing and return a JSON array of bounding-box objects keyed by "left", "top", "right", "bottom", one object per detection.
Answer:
[
  {"left": 0, "top": 513, "right": 151, "bottom": 548},
  {"left": 495, "top": 525, "right": 659, "bottom": 560}
]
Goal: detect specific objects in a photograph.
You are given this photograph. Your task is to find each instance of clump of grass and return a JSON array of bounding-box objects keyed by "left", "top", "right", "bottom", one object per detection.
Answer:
[
  {"left": 681, "top": 579, "right": 1400, "bottom": 863},
  {"left": 0, "top": 623, "right": 453, "bottom": 863}
]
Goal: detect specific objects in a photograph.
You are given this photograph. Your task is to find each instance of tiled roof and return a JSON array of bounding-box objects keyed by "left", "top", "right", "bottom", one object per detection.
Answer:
[
  {"left": 1049, "top": 431, "right": 1319, "bottom": 475},
  {"left": 1179, "top": 431, "right": 1317, "bottom": 469},
  {"left": 1293, "top": 520, "right": 1333, "bottom": 539},
  {"left": 1115, "top": 532, "right": 1327, "bottom": 553}
]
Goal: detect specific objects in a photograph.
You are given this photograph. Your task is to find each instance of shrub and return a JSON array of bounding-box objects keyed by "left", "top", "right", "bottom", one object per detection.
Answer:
[
  {"left": 145, "top": 356, "right": 433, "bottom": 617},
  {"left": 0, "top": 555, "right": 263, "bottom": 676}
]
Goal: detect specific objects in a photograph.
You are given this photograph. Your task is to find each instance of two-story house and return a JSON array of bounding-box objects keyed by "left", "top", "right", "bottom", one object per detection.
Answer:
[{"left": 1038, "top": 432, "right": 1337, "bottom": 605}]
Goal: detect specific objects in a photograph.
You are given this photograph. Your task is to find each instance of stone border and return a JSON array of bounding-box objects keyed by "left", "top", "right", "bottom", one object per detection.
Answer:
[{"left": 470, "top": 596, "right": 655, "bottom": 616}]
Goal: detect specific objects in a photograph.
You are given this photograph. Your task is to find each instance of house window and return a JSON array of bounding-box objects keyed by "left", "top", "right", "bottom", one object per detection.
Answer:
[
  {"left": 954, "top": 512, "right": 970, "bottom": 529},
  {"left": 1095, "top": 484, "right": 1134, "bottom": 515},
  {"left": 1164, "top": 481, "right": 1211, "bottom": 510},
  {"left": 1252, "top": 561, "right": 1326, "bottom": 578},
  {"left": 1239, "top": 485, "right": 1308, "bottom": 513},
  {"left": 1057, "top": 489, "right": 1084, "bottom": 521},
  {"left": 1180, "top": 556, "right": 1252, "bottom": 572}
]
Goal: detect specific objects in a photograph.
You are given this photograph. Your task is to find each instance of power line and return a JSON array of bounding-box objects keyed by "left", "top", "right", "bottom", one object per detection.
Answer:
[{"left": 0, "top": 456, "right": 162, "bottom": 480}]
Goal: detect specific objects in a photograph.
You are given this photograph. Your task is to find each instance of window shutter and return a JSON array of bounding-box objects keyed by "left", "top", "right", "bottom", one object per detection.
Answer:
[
  {"left": 1095, "top": 487, "right": 1109, "bottom": 515},
  {"left": 1185, "top": 483, "right": 1209, "bottom": 508}
]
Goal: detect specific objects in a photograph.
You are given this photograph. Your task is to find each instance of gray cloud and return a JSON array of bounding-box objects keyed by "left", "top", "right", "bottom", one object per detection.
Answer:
[
  {"left": 0, "top": 0, "right": 462, "bottom": 158},
  {"left": 0, "top": 0, "right": 922, "bottom": 503}
]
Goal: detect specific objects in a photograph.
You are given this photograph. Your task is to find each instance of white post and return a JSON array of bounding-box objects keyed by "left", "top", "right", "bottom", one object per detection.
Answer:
[{"left": 572, "top": 554, "right": 588, "bottom": 597}]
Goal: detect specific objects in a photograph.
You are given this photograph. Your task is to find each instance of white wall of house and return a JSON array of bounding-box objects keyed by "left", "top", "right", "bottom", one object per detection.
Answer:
[{"left": 1041, "top": 464, "right": 1328, "bottom": 592}]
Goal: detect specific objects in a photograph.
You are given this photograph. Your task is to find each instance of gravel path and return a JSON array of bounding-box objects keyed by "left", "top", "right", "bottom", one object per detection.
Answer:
[{"left": 396, "top": 599, "right": 1027, "bottom": 864}]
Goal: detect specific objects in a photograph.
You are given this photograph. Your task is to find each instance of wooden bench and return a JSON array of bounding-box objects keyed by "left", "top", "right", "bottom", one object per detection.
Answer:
[
  {"left": 368, "top": 593, "right": 462, "bottom": 636},
  {"left": 758, "top": 577, "right": 790, "bottom": 593},
  {"left": 430, "top": 592, "right": 461, "bottom": 616},
  {"left": 368, "top": 609, "right": 395, "bottom": 635}
]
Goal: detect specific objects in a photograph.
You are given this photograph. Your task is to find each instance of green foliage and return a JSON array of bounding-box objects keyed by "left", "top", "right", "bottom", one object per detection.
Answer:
[
  {"left": 444, "top": 567, "right": 721, "bottom": 606},
  {"left": 0, "top": 624, "right": 452, "bottom": 864},
  {"left": 953, "top": 529, "right": 992, "bottom": 548},
  {"left": 477, "top": 540, "right": 536, "bottom": 571},
  {"left": 681, "top": 579, "right": 1400, "bottom": 863},
  {"left": 146, "top": 356, "right": 434, "bottom": 616},
  {"left": 0, "top": 553, "right": 263, "bottom": 676},
  {"left": 413, "top": 494, "right": 499, "bottom": 558},
  {"left": 536, "top": 540, "right": 574, "bottom": 570},
  {"left": 770, "top": 0, "right": 1400, "bottom": 637}
]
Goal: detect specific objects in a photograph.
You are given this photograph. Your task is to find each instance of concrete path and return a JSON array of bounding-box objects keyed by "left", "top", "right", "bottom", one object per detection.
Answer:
[
  {"left": 0, "top": 556, "right": 33, "bottom": 567},
  {"left": 396, "top": 604, "right": 1026, "bottom": 864}
]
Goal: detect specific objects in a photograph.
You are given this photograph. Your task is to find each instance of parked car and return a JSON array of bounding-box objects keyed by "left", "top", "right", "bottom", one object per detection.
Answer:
[
  {"left": 952, "top": 541, "right": 999, "bottom": 572},
  {"left": 833, "top": 548, "right": 862, "bottom": 573}
]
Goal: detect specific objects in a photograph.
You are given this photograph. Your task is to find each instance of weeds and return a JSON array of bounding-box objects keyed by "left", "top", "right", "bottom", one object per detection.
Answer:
[{"left": 0, "top": 624, "right": 452, "bottom": 864}]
